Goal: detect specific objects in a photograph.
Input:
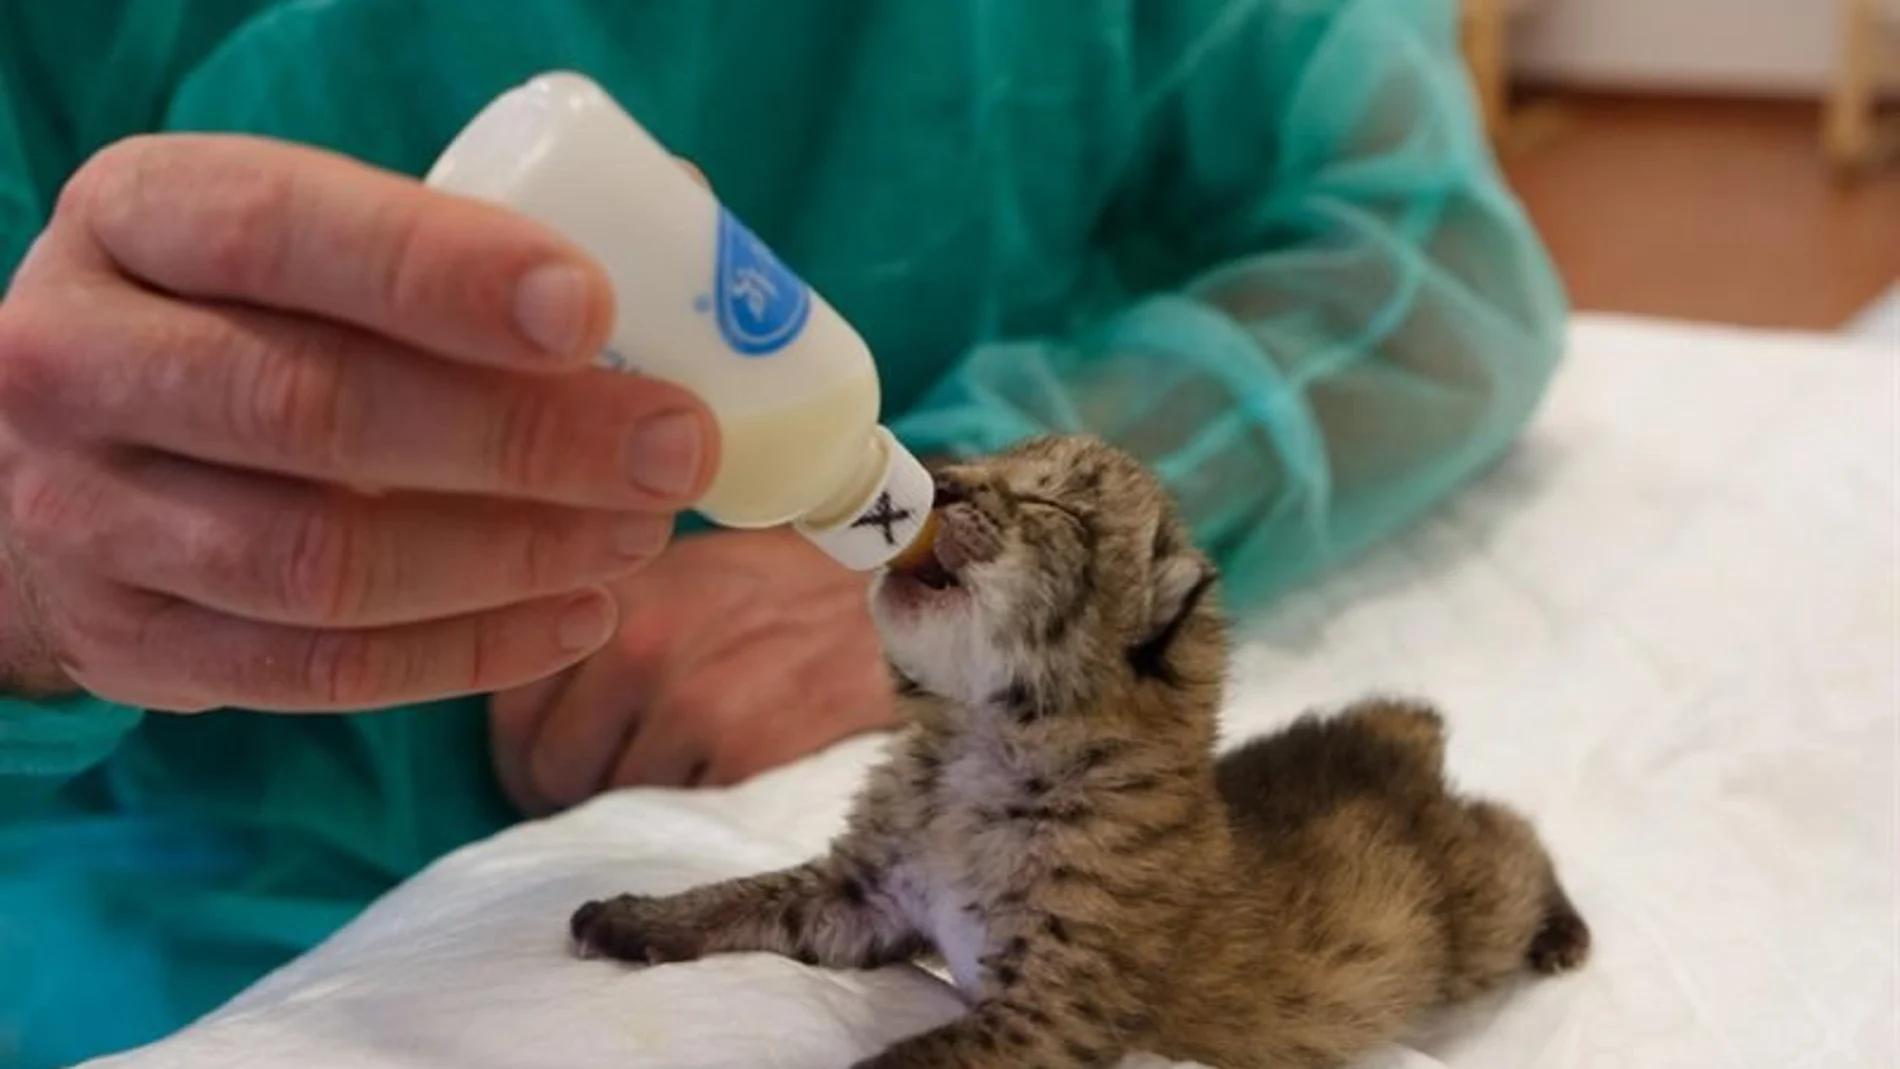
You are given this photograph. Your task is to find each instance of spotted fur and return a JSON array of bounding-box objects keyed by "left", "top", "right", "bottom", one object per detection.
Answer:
[{"left": 572, "top": 435, "right": 1589, "bottom": 1069}]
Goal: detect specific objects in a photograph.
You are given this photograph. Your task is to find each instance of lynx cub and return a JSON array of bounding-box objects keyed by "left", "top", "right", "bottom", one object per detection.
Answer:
[{"left": 572, "top": 436, "right": 1589, "bottom": 1069}]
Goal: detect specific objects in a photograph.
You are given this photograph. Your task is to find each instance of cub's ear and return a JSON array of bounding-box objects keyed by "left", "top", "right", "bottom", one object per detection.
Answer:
[
  {"left": 1148, "top": 552, "right": 1211, "bottom": 642},
  {"left": 1128, "top": 548, "right": 1215, "bottom": 681}
]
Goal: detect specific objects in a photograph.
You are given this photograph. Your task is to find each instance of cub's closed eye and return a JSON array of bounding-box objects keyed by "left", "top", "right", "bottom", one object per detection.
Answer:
[{"left": 1014, "top": 493, "right": 1089, "bottom": 525}]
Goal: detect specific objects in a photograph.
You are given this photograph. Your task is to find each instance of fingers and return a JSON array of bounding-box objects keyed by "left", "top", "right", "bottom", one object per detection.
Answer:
[
  {"left": 47, "top": 580, "right": 617, "bottom": 713},
  {"left": 605, "top": 640, "right": 789, "bottom": 790},
  {"left": 9, "top": 453, "right": 670, "bottom": 628},
  {"left": 58, "top": 135, "right": 613, "bottom": 369},
  {"left": 606, "top": 707, "right": 709, "bottom": 790},
  {"left": 0, "top": 284, "right": 715, "bottom": 508},
  {"left": 521, "top": 651, "right": 659, "bottom": 809},
  {"left": 0, "top": 133, "right": 730, "bottom": 715},
  {"left": 488, "top": 671, "right": 575, "bottom": 816}
]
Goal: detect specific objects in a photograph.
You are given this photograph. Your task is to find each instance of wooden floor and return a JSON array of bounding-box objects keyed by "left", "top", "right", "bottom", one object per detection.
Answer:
[{"left": 1500, "top": 93, "right": 1900, "bottom": 331}]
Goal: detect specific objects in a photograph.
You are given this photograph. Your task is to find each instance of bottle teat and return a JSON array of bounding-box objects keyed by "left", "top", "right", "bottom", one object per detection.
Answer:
[{"left": 885, "top": 509, "right": 943, "bottom": 574}]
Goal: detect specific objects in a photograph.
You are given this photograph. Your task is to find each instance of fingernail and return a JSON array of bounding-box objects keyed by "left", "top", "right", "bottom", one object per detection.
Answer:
[
  {"left": 514, "top": 263, "right": 593, "bottom": 358},
  {"left": 623, "top": 412, "right": 706, "bottom": 499},
  {"left": 556, "top": 593, "right": 614, "bottom": 653},
  {"left": 613, "top": 515, "right": 669, "bottom": 559}
]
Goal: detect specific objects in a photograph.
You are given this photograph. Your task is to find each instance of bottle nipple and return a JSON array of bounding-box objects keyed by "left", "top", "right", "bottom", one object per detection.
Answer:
[{"left": 886, "top": 509, "right": 942, "bottom": 574}]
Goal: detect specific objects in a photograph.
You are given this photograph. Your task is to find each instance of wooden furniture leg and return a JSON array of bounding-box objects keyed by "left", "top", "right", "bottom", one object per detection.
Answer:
[
  {"left": 1828, "top": 0, "right": 1878, "bottom": 169},
  {"left": 1463, "top": 0, "right": 1510, "bottom": 139}
]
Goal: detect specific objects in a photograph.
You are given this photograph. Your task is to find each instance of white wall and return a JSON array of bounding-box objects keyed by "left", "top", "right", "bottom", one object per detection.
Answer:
[{"left": 1511, "top": 0, "right": 1848, "bottom": 96}]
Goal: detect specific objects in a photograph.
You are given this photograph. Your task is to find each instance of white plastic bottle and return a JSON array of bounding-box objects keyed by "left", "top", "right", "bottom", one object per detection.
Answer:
[{"left": 425, "top": 72, "right": 932, "bottom": 571}]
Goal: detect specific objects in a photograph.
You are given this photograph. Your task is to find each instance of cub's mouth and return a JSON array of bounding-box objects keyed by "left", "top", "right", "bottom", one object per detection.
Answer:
[
  {"left": 877, "top": 547, "right": 965, "bottom": 617},
  {"left": 891, "top": 551, "right": 961, "bottom": 591}
]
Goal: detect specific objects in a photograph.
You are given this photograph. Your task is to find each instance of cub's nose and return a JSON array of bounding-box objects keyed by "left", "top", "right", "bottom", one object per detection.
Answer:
[{"left": 935, "top": 503, "right": 1004, "bottom": 571}]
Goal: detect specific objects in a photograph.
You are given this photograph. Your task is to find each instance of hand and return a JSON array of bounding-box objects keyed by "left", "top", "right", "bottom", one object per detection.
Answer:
[
  {"left": 0, "top": 135, "right": 719, "bottom": 710},
  {"left": 489, "top": 528, "right": 900, "bottom": 811}
]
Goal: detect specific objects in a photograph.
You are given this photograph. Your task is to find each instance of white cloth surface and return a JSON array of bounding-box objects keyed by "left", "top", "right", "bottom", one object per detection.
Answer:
[
  {"left": 1850, "top": 282, "right": 1900, "bottom": 348},
  {"left": 91, "top": 314, "right": 1900, "bottom": 1069}
]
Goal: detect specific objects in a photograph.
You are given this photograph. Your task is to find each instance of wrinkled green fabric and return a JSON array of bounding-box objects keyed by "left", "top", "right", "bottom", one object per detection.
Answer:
[{"left": 0, "top": 1, "right": 1563, "bottom": 1063}]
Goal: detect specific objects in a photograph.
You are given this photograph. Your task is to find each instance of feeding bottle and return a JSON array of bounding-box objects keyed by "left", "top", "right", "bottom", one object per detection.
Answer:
[{"left": 426, "top": 72, "right": 933, "bottom": 571}]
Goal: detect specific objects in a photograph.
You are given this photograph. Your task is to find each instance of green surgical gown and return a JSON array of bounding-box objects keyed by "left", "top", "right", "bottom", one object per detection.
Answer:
[{"left": 0, "top": 1, "right": 1565, "bottom": 1063}]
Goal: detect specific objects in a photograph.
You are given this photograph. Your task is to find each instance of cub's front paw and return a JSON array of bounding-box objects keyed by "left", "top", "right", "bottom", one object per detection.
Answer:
[{"left": 569, "top": 895, "right": 705, "bottom": 966}]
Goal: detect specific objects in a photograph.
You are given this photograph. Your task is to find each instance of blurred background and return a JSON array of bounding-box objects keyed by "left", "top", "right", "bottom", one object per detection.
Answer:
[{"left": 1464, "top": 0, "right": 1899, "bottom": 339}]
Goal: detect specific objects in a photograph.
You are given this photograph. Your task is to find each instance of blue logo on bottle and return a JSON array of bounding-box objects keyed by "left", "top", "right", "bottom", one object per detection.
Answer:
[{"left": 713, "top": 208, "right": 811, "bottom": 356}]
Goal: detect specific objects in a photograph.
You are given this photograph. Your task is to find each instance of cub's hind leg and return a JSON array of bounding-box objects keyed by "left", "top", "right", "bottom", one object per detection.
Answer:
[
  {"left": 1433, "top": 800, "right": 1591, "bottom": 1000},
  {"left": 1528, "top": 881, "right": 1592, "bottom": 975}
]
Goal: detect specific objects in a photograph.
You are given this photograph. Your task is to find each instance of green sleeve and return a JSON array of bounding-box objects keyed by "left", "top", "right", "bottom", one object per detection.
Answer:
[
  {"left": 0, "top": 695, "right": 143, "bottom": 807},
  {"left": 892, "top": 0, "right": 1565, "bottom": 612},
  {"left": 0, "top": 1, "right": 274, "bottom": 789},
  {"left": 0, "top": 1, "right": 277, "bottom": 275}
]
